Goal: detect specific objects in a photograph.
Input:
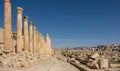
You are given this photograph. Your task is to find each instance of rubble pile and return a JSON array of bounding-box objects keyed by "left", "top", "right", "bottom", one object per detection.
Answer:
[
  {"left": 0, "top": 51, "right": 47, "bottom": 68},
  {"left": 58, "top": 45, "right": 120, "bottom": 70}
]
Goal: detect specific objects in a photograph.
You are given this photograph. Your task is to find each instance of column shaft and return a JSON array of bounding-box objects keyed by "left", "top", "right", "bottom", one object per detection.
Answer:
[
  {"left": 39, "top": 33, "right": 42, "bottom": 54},
  {"left": 16, "top": 7, "right": 23, "bottom": 53},
  {"left": 36, "top": 31, "right": 39, "bottom": 52},
  {"left": 29, "top": 22, "right": 33, "bottom": 53},
  {"left": 4, "top": 0, "right": 12, "bottom": 52},
  {"left": 33, "top": 27, "right": 37, "bottom": 53},
  {"left": 24, "top": 16, "right": 29, "bottom": 52}
]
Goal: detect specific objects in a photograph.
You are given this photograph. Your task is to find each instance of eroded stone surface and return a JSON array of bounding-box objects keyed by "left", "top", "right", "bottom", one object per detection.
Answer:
[
  {"left": 0, "top": 0, "right": 54, "bottom": 68},
  {"left": 4, "top": 0, "right": 12, "bottom": 52},
  {"left": 16, "top": 7, "right": 23, "bottom": 53}
]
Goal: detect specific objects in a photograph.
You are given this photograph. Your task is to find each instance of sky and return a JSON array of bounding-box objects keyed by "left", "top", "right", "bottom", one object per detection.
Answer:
[{"left": 0, "top": 0, "right": 120, "bottom": 48}]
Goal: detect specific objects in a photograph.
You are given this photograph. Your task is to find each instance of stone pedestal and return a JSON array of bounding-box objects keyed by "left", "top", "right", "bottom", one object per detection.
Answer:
[
  {"left": 16, "top": 7, "right": 23, "bottom": 53},
  {"left": 29, "top": 21, "right": 33, "bottom": 53},
  {"left": 4, "top": 0, "right": 12, "bottom": 52},
  {"left": 24, "top": 16, "right": 29, "bottom": 52}
]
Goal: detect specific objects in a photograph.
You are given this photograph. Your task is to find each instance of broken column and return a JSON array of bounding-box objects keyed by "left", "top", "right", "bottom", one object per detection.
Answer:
[
  {"left": 91, "top": 52, "right": 100, "bottom": 59},
  {"left": 4, "top": 0, "right": 12, "bottom": 52},
  {"left": 33, "top": 27, "right": 37, "bottom": 53},
  {"left": 16, "top": 7, "right": 23, "bottom": 53},
  {"left": 29, "top": 21, "right": 33, "bottom": 53},
  {"left": 24, "top": 16, "right": 29, "bottom": 52}
]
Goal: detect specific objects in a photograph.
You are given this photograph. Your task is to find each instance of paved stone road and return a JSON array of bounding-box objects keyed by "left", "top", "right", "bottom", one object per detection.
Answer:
[
  {"left": 22, "top": 57, "right": 80, "bottom": 71},
  {"left": 0, "top": 57, "right": 80, "bottom": 71}
]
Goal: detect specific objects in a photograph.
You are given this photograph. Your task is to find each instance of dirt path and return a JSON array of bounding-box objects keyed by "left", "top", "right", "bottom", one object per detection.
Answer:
[{"left": 0, "top": 56, "right": 80, "bottom": 71}]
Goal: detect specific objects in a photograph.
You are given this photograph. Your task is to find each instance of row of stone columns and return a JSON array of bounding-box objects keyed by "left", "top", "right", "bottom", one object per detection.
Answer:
[
  {"left": 16, "top": 7, "right": 53, "bottom": 54},
  {"left": 4, "top": 0, "right": 53, "bottom": 55}
]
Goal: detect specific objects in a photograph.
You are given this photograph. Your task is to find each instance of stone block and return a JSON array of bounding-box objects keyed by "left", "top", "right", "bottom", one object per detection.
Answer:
[
  {"left": 91, "top": 52, "right": 100, "bottom": 59},
  {"left": 99, "top": 59, "right": 109, "bottom": 69},
  {"left": 110, "top": 64, "right": 120, "bottom": 68}
]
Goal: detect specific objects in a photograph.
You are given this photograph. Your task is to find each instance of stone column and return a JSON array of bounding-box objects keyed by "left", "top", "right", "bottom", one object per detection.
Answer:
[
  {"left": 16, "top": 7, "right": 23, "bottom": 53},
  {"left": 46, "top": 33, "right": 52, "bottom": 55},
  {"left": 33, "top": 27, "right": 37, "bottom": 53},
  {"left": 42, "top": 35, "right": 47, "bottom": 56},
  {"left": 36, "top": 30, "right": 39, "bottom": 52},
  {"left": 46, "top": 33, "right": 51, "bottom": 48},
  {"left": 24, "top": 16, "right": 29, "bottom": 52},
  {"left": 38, "top": 33, "right": 41, "bottom": 53},
  {"left": 4, "top": 0, "right": 12, "bottom": 52},
  {"left": 40, "top": 34, "right": 44, "bottom": 56},
  {"left": 29, "top": 21, "right": 33, "bottom": 53}
]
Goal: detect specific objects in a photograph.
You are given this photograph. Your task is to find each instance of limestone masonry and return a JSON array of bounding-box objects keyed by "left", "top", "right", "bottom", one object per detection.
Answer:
[{"left": 0, "top": 0, "right": 54, "bottom": 68}]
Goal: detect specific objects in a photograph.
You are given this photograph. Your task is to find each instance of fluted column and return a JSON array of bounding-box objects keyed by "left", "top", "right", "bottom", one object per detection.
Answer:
[
  {"left": 4, "top": 0, "right": 12, "bottom": 52},
  {"left": 16, "top": 7, "right": 23, "bottom": 53},
  {"left": 24, "top": 16, "right": 29, "bottom": 52},
  {"left": 33, "top": 27, "right": 37, "bottom": 53},
  {"left": 29, "top": 21, "right": 33, "bottom": 53}
]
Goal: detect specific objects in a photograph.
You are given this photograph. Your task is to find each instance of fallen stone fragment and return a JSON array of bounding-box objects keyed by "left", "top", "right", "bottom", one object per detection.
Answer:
[
  {"left": 109, "top": 64, "right": 120, "bottom": 68},
  {"left": 91, "top": 52, "right": 100, "bottom": 59},
  {"left": 99, "top": 59, "right": 109, "bottom": 69}
]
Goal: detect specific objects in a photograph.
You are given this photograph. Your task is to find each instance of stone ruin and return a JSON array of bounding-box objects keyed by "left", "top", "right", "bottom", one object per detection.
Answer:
[
  {"left": 0, "top": 0, "right": 54, "bottom": 68},
  {"left": 87, "top": 52, "right": 109, "bottom": 69},
  {"left": 57, "top": 47, "right": 120, "bottom": 70}
]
